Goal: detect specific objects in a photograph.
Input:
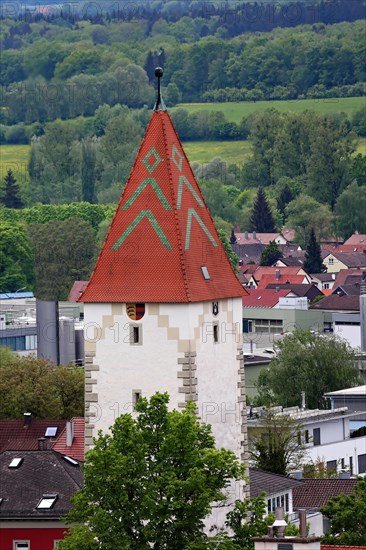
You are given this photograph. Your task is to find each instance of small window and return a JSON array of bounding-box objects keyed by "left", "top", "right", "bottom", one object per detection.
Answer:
[
  {"left": 341, "top": 458, "right": 345, "bottom": 469},
  {"left": 45, "top": 427, "right": 58, "bottom": 437},
  {"left": 201, "top": 266, "right": 210, "bottom": 280},
  {"left": 328, "top": 258, "right": 334, "bottom": 264},
  {"left": 285, "top": 493, "right": 289, "bottom": 512},
  {"left": 9, "top": 458, "right": 23, "bottom": 469},
  {"left": 267, "top": 499, "right": 271, "bottom": 513},
  {"left": 132, "top": 390, "right": 142, "bottom": 410},
  {"left": 323, "top": 283, "right": 330, "bottom": 289},
  {"left": 129, "top": 324, "right": 142, "bottom": 345},
  {"left": 213, "top": 324, "right": 219, "bottom": 343},
  {"left": 327, "top": 460, "right": 337, "bottom": 474},
  {"left": 350, "top": 456, "right": 353, "bottom": 475},
  {"left": 313, "top": 427, "right": 321, "bottom": 446},
  {"left": 14, "top": 543, "right": 30, "bottom": 550},
  {"left": 305, "top": 430, "right": 309, "bottom": 444},
  {"left": 54, "top": 542, "right": 61, "bottom": 549},
  {"left": 63, "top": 456, "right": 78, "bottom": 466},
  {"left": 37, "top": 495, "right": 58, "bottom": 509}
]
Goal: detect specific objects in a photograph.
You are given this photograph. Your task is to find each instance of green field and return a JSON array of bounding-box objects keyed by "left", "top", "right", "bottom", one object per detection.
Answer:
[
  {"left": 0, "top": 144, "right": 30, "bottom": 186},
  {"left": 1, "top": 135, "right": 365, "bottom": 178},
  {"left": 176, "top": 96, "right": 366, "bottom": 122}
]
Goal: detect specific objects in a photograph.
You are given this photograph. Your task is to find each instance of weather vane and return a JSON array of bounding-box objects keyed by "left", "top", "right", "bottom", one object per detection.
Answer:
[{"left": 153, "top": 66, "right": 166, "bottom": 112}]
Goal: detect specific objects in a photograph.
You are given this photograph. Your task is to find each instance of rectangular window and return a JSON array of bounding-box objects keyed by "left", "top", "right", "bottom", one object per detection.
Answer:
[
  {"left": 305, "top": 430, "right": 309, "bottom": 443},
  {"left": 267, "top": 499, "right": 271, "bottom": 513},
  {"left": 285, "top": 493, "right": 289, "bottom": 513},
  {"left": 313, "top": 427, "right": 321, "bottom": 446},
  {"left": 14, "top": 543, "right": 30, "bottom": 550},
  {"left": 328, "top": 258, "right": 334, "bottom": 264},
  {"left": 213, "top": 324, "right": 219, "bottom": 343},
  {"left": 358, "top": 453, "right": 366, "bottom": 474},
  {"left": 327, "top": 460, "right": 337, "bottom": 474},
  {"left": 341, "top": 458, "right": 345, "bottom": 469},
  {"left": 132, "top": 390, "right": 142, "bottom": 410},
  {"left": 350, "top": 457, "right": 353, "bottom": 475},
  {"left": 129, "top": 324, "right": 142, "bottom": 345},
  {"left": 276, "top": 496, "right": 280, "bottom": 507},
  {"left": 281, "top": 495, "right": 285, "bottom": 508}
]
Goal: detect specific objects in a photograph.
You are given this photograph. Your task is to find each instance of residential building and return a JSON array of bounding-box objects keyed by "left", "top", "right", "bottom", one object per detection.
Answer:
[
  {"left": 310, "top": 273, "right": 337, "bottom": 291},
  {"left": 248, "top": 267, "right": 310, "bottom": 289},
  {"left": 235, "top": 232, "right": 290, "bottom": 245},
  {"left": 266, "top": 284, "right": 323, "bottom": 303},
  {"left": 249, "top": 468, "right": 302, "bottom": 516},
  {"left": 324, "top": 385, "right": 366, "bottom": 413},
  {"left": 322, "top": 252, "right": 366, "bottom": 273},
  {"left": 0, "top": 450, "right": 82, "bottom": 550}
]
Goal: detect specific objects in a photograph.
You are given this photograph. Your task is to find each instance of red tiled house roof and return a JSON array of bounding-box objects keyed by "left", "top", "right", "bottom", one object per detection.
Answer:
[
  {"left": 257, "top": 274, "right": 306, "bottom": 289},
  {"left": 0, "top": 419, "right": 67, "bottom": 453},
  {"left": 53, "top": 417, "right": 85, "bottom": 462},
  {"left": 243, "top": 289, "right": 292, "bottom": 308},
  {"left": 79, "top": 111, "right": 247, "bottom": 303},
  {"left": 344, "top": 233, "right": 366, "bottom": 246},
  {"left": 292, "top": 478, "right": 357, "bottom": 509}
]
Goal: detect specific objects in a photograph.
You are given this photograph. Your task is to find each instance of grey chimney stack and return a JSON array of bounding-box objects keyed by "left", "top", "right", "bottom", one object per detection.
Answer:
[
  {"left": 66, "top": 420, "right": 74, "bottom": 447},
  {"left": 299, "top": 509, "right": 307, "bottom": 537}
]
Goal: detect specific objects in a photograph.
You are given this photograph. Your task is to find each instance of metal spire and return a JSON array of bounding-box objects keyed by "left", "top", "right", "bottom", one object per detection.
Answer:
[{"left": 153, "top": 66, "right": 166, "bottom": 111}]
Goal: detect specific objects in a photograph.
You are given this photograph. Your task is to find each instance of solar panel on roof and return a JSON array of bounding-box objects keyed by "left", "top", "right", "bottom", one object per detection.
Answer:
[{"left": 45, "top": 427, "right": 58, "bottom": 437}]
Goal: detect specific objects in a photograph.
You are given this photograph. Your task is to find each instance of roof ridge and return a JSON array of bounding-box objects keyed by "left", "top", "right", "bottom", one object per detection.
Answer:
[
  {"left": 160, "top": 112, "right": 191, "bottom": 302},
  {"left": 53, "top": 450, "right": 83, "bottom": 490}
]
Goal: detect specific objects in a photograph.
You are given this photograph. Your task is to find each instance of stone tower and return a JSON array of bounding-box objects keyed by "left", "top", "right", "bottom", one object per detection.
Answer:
[{"left": 79, "top": 70, "right": 249, "bottom": 523}]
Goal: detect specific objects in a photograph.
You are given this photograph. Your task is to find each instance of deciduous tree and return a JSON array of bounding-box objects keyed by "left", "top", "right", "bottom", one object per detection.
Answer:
[
  {"left": 0, "top": 221, "right": 34, "bottom": 292},
  {"left": 260, "top": 240, "right": 283, "bottom": 266},
  {"left": 59, "top": 393, "right": 245, "bottom": 549},
  {"left": 257, "top": 329, "right": 360, "bottom": 409}
]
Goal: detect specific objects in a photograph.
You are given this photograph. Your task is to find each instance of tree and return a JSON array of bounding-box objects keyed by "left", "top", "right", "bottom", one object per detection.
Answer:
[
  {"left": 230, "top": 229, "right": 237, "bottom": 244},
  {"left": 260, "top": 240, "right": 283, "bottom": 266},
  {"left": 258, "top": 329, "right": 360, "bottom": 409},
  {"left": 226, "top": 495, "right": 272, "bottom": 548},
  {"left": 1, "top": 169, "right": 23, "bottom": 208},
  {"left": 335, "top": 181, "right": 366, "bottom": 239},
  {"left": 27, "top": 218, "right": 97, "bottom": 301},
  {"left": 250, "top": 187, "right": 276, "bottom": 233},
  {"left": 59, "top": 393, "right": 245, "bottom": 549},
  {"left": 249, "top": 412, "right": 307, "bottom": 476},
  {"left": 286, "top": 194, "right": 333, "bottom": 247},
  {"left": 0, "top": 353, "right": 84, "bottom": 419},
  {"left": 81, "top": 138, "right": 96, "bottom": 203},
  {"left": 276, "top": 182, "right": 294, "bottom": 217},
  {"left": 218, "top": 229, "right": 239, "bottom": 272},
  {"left": 0, "top": 221, "right": 34, "bottom": 292},
  {"left": 303, "top": 228, "right": 325, "bottom": 274},
  {"left": 320, "top": 477, "right": 366, "bottom": 545}
]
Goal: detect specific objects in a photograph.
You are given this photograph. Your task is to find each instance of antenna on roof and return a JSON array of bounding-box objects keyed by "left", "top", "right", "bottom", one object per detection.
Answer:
[{"left": 153, "top": 67, "right": 166, "bottom": 112}]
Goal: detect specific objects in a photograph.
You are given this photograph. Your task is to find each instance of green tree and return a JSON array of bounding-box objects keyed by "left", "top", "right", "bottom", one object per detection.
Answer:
[
  {"left": 249, "top": 412, "right": 307, "bottom": 476},
  {"left": 260, "top": 240, "right": 283, "bottom": 266},
  {"left": 303, "top": 228, "right": 325, "bottom": 274},
  {"left": 250, "top": 187, "right": 276, "bottom": 233},
  {"left": 321, "top": 478, "right": 366, "bottom": 545},
  {"left": 28, "top": 218, "right": 97, "bottom": 301},
  {"left": 1, "top": 169, "right": 23, "bottom": 208},
  {"left": 276, "top": 183, "right": 294, "bottom": 217},
  {"left": 226, "top": 494, "right": 271, "bottom": 548},
  {"left": 0, "top": 354, "right": 84, "bottom": 419},
  {"left": 0, "top": 221, "right": 34, "bottom": 292},
  {"left": 58, "top": 393, "right": 245, "bottom": 550},
  {"left": 218, "top": 229, "right": 239, "bottom": 272},
  {"left": 335, "top": 181, "right": 366, "bottom": 239},
  {"left": 286, "top": 194, "right": 333, "bottom": 247},
  {"left": 258, "top": 329, "right": 360, "bottom": 409},
  {"left": 81, "top": 138, "right": 96, "bottom": 203}
]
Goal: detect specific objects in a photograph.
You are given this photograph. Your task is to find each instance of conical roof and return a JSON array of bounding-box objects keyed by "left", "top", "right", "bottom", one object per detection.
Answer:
[{"left": 80, "top": 110, "right": 247, "bottom": 303}]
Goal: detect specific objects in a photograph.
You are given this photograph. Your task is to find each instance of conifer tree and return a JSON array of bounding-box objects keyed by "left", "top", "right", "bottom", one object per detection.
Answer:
[
  {"left": 1, "top": 169, "right": 23, "bottom": 208},
  {"left": 303, "top": 228, "right": 326, "bottom": 274},
  {"left": 277, "top": 183, "right": 294, "bottom": 216},
  {"left": 81, "top": 138, "right": 96, "bottom": 203},
  {"left": 260, "top": 240, "right": 283, "bottom": 266},
  {"left": 250, "top": 187, "right": 276, "bottom": 233},
  {"left": 144, "top": 51, "right": 156, "bottom": 83}
]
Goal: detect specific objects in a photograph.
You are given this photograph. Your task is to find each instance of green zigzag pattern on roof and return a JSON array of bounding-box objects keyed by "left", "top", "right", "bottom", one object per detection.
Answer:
[
  {"left": 121, "top": 178, "right": 172, "bottom": 211},
  {"left": 112, "top": 210, "right": 173, "bottom": 250},
  {"left": 185, "top": 208, "right": 218, "bottom": 250},
  {"left": 177, "top": 175, "right": 204, "bottom": 209}
]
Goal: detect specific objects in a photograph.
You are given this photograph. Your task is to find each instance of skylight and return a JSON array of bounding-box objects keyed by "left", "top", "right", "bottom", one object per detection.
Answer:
[
  {"left": 37, "top": 495, "right": 58, "bottom": 509},
  {"left": 63, "top": 455, "right": 78, "bottom": 466},
  {"left": 9, "top": 458, "right": 23, "bottom": 468},
  {"left": 45, "top": 427, "right": 58, "bottom": 437},
  {"left": 201, "top": 266, "right": 210, "bottom": 280}
]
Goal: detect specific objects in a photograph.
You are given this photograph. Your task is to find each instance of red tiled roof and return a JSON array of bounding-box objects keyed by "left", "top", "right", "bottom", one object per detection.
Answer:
[
  {"left": 53, "top": 417, "right": 85, "bottom": 462},
  {"left": 257, "top": 274, "right": 306, "bottom": 289},
  {"left": 252, "top": 266, "right": 306, "bottom": 282},
  {"left": 235, "top": 233, "right": 282, "bottom": 245},
  {"left": 79, "top": 111, "right": 247, "bottom": 303},
  {"left": 68, "top": 280, "right": 88, "bottom": 302},
  {"left": 333, "top": 269, "right": 366, "bottom": 288},
  {"left": 293, "top": 478, "right": 357, "bottom": 509},
  {"left": 243, "top": 288, "right": 292, "bottom": 308},
  {"left": 0, "top": 419, "right": 67, "bottom": 452},
  {"left": 344, "top": 233, "right": 366, "bottom": 246}
]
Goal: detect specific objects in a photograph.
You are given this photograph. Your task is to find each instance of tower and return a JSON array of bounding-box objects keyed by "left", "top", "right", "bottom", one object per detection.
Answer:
[{"left": 79, "top": 69, "right": 249, "bottom": 523}]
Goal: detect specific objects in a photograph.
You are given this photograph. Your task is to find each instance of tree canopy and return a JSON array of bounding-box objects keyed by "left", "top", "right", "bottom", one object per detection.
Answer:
[
  {"left": 321, "top": 477, "right": 366, "bottom": 545},
  {"left": 256, "top": 329, "right": 360, "bottom": 409},
  {"left": 260, "top": 241, "right": 283, "bottom": 266},
  {"left": 0, "top": 350, "right": 84, "bottom": 420},
  {"left": 0, "top": 220, "right": 34, "bottom": 292},
  {"left": 59, "top": 393, "right": 245, "bottom": 550},
  {"left": 303, "top": 228, "right": 326, "bottom": 274}
]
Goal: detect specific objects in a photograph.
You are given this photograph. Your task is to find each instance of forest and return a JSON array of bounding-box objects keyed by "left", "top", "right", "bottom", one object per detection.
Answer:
[{"left": 0, "top": 2, "right": 365, "bottom": 294}]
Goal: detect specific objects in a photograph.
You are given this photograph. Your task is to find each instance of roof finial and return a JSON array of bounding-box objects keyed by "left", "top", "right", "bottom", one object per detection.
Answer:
[{"left": 153, "top": 66, "right": 166, "bottom": 112}]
